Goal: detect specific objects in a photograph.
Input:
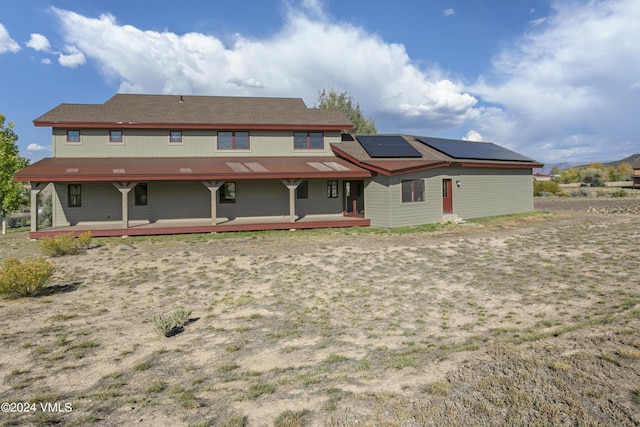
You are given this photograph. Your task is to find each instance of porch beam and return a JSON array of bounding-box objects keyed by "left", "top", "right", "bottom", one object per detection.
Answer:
[
  {"left": 29, "top": 183, "right": 48, "bottom": 233},
  {"left": 112, "top": 182, "right": 137, "bottom": 229},
  {"left": 202, "top": 181, "right": 225, "bottom": 225},
  {"left": 280, "top": 179, "right": 302, "bottom": 223}
]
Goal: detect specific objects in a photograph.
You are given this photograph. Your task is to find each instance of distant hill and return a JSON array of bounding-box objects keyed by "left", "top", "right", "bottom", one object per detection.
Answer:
[{"left": 537, "top": 153, "right": 640, "bottom": 174}]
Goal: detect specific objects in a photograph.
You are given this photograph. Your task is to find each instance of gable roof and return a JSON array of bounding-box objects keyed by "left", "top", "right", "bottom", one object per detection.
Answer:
[
  {"left": 33, "top": 94, "right": 353, "bottom": 131},
  {"left": 331, "top": 134, "right": 543, "bottom": 175}
]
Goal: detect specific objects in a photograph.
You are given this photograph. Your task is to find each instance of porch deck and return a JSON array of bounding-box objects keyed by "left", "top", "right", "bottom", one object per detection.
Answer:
[{"left": 28, "top": 214, "right": 370, "bottom": 239}]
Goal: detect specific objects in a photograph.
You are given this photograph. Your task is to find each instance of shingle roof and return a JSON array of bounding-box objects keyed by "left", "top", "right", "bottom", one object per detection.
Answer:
[{"left": 34, "top": 94, "right": 353, "bottom": 130}]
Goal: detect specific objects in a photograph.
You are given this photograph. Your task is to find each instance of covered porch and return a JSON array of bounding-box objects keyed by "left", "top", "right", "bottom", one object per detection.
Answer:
[{"left": 25, "top": 214, "right": 371, "bottom": 239}]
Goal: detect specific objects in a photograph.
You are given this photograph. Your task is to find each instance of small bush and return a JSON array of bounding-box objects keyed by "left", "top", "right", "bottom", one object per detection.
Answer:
[
  {"left": 570, "top": 189, "right": 589, "bottom": 197},
  {"left": 0, "top": 258, "right": 55, "bottom": 299},
  {"left": 153, "top": 308, "right": 192, "bottom": 337},
  {"left": 40, "top": 232, "right": 92, "bottom": 256},
  {"left": 534, "top": 181, "right": 560, "bottom": 196},
  {"left": 76, "top": 231, "right": 93, "bottom": 248},
  {"left": 611, "top": 189, "right": 628, "bottom": 197}
]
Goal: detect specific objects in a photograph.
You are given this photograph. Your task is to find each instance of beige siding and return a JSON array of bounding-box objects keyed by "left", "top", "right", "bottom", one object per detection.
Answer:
[
  {"left": 53, "top": 129, "right": 341, "bottom": 158},
  {"left": 363, "top": 176, "right": 392, "bottom": 228}
]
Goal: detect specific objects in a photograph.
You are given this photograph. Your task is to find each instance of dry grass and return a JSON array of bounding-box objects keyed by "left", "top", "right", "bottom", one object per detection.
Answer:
[{"left": 1, "top": 204, "right": 640, "bottom": 426}]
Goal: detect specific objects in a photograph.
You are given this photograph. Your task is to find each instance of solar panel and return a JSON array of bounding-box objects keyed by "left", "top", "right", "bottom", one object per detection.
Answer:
[
  {"left": 416, "top": 136, "right": 534, "bottom": 162},
  {"left": 357, "top": 135, "right": 423, "bottom": 158}
]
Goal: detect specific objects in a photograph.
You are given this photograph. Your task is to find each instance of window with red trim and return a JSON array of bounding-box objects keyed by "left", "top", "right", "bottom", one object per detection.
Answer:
[
  {"left": 294, "top": 132, "right": 323, "bottom": 149},
  {"left": 218, "top": 131, "right": 250, "bottom": 150},
  {"left": 401, "top": 179, "right": 425, "bottom": 203}
]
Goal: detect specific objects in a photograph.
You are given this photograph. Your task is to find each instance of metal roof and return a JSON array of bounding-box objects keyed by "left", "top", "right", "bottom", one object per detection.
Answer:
[{"left": 14, "top": 156, "right": 372, "bottom": 182}]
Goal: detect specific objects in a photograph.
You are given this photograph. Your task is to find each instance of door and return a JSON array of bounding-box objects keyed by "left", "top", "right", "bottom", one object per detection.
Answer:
[
  {"left": 344, "top": 181, "right": 364, "bottom": 217},
  {"left": 442, "top": 179, "right": 453, "bottom": 213}
]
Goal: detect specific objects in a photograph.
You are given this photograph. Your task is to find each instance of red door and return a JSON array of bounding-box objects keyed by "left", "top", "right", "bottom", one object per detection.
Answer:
[{"left": 442, "top": 179, "right": 453, "bottom": 213}]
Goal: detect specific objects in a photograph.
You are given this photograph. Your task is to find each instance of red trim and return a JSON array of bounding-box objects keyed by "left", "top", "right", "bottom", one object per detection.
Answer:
[
  {"left": 28, "top": 218, "right": 371, "bottom": 239},
  {"left": 35, "top": 122, "right": 350, "bottom": 131},
  {"left": 459, "top": 162, "right": 541, "bottom": 169},
  {"left": 331, "top": 145, "right": 450, "bottom": 176}
]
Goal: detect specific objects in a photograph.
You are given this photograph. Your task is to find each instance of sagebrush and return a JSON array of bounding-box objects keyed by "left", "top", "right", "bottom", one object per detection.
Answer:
[
  {"left": 40, "top": 231, "right": 92, "bottom": 256},
  {"left": 0, "top": 257, "right": 54, "bottom": 298},
  {"left": 152, "top": 308, "right": 192, "bottom": 337}
]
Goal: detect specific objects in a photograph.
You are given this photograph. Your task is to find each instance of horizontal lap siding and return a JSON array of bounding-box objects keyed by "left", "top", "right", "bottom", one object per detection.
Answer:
[
  {"left": 296, "top": 180, "right": 343, "bottom": 217},
  {"left": 445, "top": 167, "right": 533, "bottom": 219},
  {"left": 364, "top": 176, "right": 392, "bottom": 228},
  {"left": 54, "top": 182, "right": 121, "bottom": 225},
  {"left": 53, "top": 129, "right": 342, "bottom": 157},
  {"left": 389, "top": 172, "right": 442, "bottom": 228},
  {"left": 218, "top": 181, "right": 289, "bottom": 219},
  {"left": 131, "top": 181, "right": 210, "bottom": 221}
]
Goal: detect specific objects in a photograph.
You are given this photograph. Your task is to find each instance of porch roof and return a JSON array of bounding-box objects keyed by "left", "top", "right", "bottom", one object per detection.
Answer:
[{"left": 14, "top": 156, "right": 372, "bottom": 182}]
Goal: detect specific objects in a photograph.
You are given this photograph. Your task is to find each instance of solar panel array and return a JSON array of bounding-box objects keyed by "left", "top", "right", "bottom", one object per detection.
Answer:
[
  {"left": 416, "top": 136, "right": 534, "bottom": 162},
  {"left": 356, "top": 135, "right": 423, "bottom": 158}
]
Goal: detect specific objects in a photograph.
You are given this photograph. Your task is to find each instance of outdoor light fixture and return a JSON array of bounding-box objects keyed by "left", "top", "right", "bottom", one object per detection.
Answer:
[{"left": 456, "top": 180, "right": 461, "bottom": 188}]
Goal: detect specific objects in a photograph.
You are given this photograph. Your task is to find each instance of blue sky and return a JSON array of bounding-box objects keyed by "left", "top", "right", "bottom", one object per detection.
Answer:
[{"left": 1, "top": 0, "right": 639, "bottom": 165}]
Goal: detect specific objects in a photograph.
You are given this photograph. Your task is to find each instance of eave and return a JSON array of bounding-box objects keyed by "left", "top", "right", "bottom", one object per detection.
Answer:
[{"left": 33, "top": 121, "right": 352, "bottom": 131}]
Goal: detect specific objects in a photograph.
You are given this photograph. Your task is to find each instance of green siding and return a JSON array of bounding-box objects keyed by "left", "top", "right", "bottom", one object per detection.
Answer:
[{"left": 363, "top": 176, "right": 392, "bottom": 228}]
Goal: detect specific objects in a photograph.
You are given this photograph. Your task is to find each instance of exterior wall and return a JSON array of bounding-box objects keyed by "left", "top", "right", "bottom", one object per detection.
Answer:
[
  {"left": 51, "top": 179, "right": 344, "bottom": 226},
  {"left": 363, "top": 167, "right": 534, "bottom": 229},
  {"left": 363, "top": 176, "right": 392, "bottom": 228},
  {"left": 52, "top": 129, "right": 342, "bottom": 158}
]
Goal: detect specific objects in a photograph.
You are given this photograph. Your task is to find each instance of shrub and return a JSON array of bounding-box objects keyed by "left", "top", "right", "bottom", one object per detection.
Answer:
[
  {"left": 534, "top": 181, "right": 560, "bottom": 196},
  {"left": 153, "top": 308, "right": 192, "bottom": 337},
  {"left": 40, "top": 232, "right": 91, "bottom": 257},
  {"left": 611, "top": 189, "right": 628, "bottom": 197},
  {"left": 0, "top": 258, "right": 55, "bottom": 299}
]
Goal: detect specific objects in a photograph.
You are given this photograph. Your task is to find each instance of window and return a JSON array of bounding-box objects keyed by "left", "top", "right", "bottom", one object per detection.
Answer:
[
  {"left": 68, "top": 184, "right": 82, "bottom": 207},
  {"left": 294, "top": 132, "right": 323, "bottom": 149},
  {"left": 220, "top": 182, "right": 236, "bottom": 203},
  {"left": 218, "top": 131, "right": 250, "bottom": 150},
  {"left": 402, "top": 179, "right": 425, "bottom": 203},
  {"left": 134, "top": 183, "right": 148, "bottom": 206},
  {"left": 296, "top": 180, "right": 308, "bottom": 199},
  {"left": 169, "top": 131, "right": 182, "bottom": 143},
  {"left": 109, "top": 130, "right": 123, "bottom": 143},
  {"left": 67, "top": 130, "right": 80, "bottom": 143},
  {"left": 327, "top": 180, "right": 338, "bottom": 198}
]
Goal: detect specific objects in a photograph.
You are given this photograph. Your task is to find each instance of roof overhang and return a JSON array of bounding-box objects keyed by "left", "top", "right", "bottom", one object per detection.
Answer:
[
  {"left": 33, "top": 122, "right": 350, "bottom": 131},
  {"left": 331, "top": 145, "right": 449, "bottom": 176},
  {"left": 14, "top": 156, "right": 372, "bottom": 182}
]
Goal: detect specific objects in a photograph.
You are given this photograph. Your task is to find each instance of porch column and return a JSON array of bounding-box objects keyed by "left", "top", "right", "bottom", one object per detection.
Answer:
[
  {"left": 281, "top": 179, "right": 302, "bottom": 223},
  {"left": 202, "top": 181, "right": 225, "bottom": 225},
  {"left": 112, "top": 182, "right": 137, "bottom": 229},
  {"left": 30, "top": 183, "right": 48, "bottom": 232}
]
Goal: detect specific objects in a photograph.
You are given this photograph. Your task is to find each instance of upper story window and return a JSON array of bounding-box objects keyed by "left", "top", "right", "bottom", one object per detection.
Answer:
[
  {"left": 67, "top": 130, "right": 80, "bottom": 143},
  {"left": 169, "top": 131, "right": 182, "bottom": 144},
  {"left": 218, "top": 131, "right": 250, "bottom": 150},
  {"left": 294, "top": 132, "right": 323, "bottom": 150},
  {"left": 109, "top": 130, "right": 123, "bottom": 143}
]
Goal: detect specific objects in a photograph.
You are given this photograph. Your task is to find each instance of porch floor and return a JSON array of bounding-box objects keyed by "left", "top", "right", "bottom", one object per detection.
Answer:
[{"left": 28, "top": 214, "right": 371, "bottom": 239}]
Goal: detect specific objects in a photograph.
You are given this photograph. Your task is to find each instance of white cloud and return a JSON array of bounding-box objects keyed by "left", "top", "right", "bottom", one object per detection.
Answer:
[
  {"left": 468, "top": 0, "right": 640, "bottom": 163},
  {"left": 528, "top": 17, "right": 546, "bottom": 27},
  {"left": 41, "top": 58, "right": 52, "bottom": 65},
  {"left": 58, "top": 45, "right": 86, "bottom": 68},
  {"left": 462, "top": 130, "right": 483, "bottom": 142},
  {"left": 50, "top": 5, "right": 478, "bottom": 127},
  {"left": 0, "top": 23, "right": 20, "bottom": 53},
  {"left": 26, "top": 34, "right": 51, "bottom": 51},
  {"left": 27, "top": 143, "right": 49, "bottom": 151},
  {"left": 443, "top": 8, "right": 455, "bottom": 17}
]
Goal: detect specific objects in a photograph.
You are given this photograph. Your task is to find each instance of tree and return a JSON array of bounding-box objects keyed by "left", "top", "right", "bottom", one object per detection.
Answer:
[
  {"left": 0, "top": 114, "right": 29, "bottom": 235},
  {"left": 581, "top": 168, "right": 605, "bottom": 187},
  {"left": 617, "top": 162, "right": 633, "bottom": 181},
  {"left": 316, "top": 88, "right": 377, "bottom": 134}
]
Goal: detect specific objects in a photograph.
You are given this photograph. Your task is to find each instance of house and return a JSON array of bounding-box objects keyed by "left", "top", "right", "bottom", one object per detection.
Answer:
[
  {"left": 633, "top": 164, "right": 640, "bottom": 189},
  {"left": 14, "top": 94, "right": 542, "bottom": 238}
]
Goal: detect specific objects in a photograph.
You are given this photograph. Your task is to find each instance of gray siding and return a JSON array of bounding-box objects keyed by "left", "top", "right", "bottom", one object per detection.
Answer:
[
  {"left": 296, "top": 180, "right": 343, "bottom": 217},
  {"left": 53, "top": 129, "right": 342, "bottom": 158},
  {"left": 53, "top": 182, "right": 121, "bottom": 226}
]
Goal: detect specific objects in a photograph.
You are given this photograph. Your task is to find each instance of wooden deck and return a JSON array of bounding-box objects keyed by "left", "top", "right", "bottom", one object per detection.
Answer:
[{"left": 28, "top": 215, "right": 371, "bottom": 239}]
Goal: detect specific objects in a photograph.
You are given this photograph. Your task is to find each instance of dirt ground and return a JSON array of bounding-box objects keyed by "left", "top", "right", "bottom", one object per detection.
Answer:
[{"left": 1, "top": 196, "right": 640, "bottom": 426}]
